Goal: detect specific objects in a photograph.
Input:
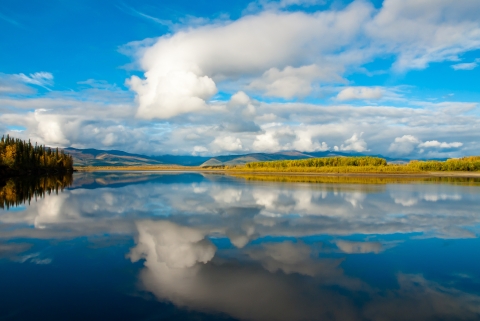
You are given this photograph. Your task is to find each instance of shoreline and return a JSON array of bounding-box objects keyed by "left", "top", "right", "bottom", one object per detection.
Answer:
[{"left": 74, "top": 166, "right": 480, "bottom": 178}]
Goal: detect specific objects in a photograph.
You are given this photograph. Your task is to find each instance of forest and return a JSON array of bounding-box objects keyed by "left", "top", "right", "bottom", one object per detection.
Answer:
[{"left": 0, "top": 135, "right": 73, "bottom": 177}]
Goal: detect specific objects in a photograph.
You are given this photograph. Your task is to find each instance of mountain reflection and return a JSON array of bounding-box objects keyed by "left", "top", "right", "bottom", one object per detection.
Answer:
[
  {"left": 0, "top": 174, "right": 72, "bottom": 209},
  {"left": 1, "top": 172, "right": 480, "bottom": 320}
]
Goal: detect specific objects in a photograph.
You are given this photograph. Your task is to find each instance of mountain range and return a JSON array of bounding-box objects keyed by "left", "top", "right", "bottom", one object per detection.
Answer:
[{"left": 65, "top": 147, "right": 410, "bottom": 167}]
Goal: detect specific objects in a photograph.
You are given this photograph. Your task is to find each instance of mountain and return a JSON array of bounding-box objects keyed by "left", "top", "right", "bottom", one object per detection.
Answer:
[
  {"left": 199, "top": 151, "right": 412, "bottom": 166},
  {"left": 65, "top": 148, "right": 163, "bottom": 167},
  {"left": 65, "top": 147, "right": 410, "bottom": 167},
  {"left": 200, "top": 151, "right": 313, "bottom": 167},
  {"left": 65, "top": 148, "right": 211, "bottom": 167}
]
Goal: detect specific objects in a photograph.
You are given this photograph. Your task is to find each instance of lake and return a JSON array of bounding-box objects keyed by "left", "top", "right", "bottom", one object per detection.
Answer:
[{"left": 1, "top": 172, "right": 480, "bottom": 321}]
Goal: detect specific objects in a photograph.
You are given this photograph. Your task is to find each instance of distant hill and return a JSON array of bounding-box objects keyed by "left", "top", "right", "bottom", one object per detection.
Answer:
[
  {"left": 199, "top": 151, "right": 410, "bottom": 167},
  {"left": 65, "top": 148, "right": 210, "bottom": 167},
  {"left": 200, "top": 151, "right": 313, "bottom": 167},
  {"left": 65, "top": 148, "right": 163, "bottom": 167},
  {"left": 65, "top": 147, "right": 410, "bottom": 167}
]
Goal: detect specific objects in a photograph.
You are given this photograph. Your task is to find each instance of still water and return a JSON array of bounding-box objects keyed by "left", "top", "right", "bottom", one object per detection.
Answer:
[{"left": 1, "top": 172, "right": 480, "bottom": 321}]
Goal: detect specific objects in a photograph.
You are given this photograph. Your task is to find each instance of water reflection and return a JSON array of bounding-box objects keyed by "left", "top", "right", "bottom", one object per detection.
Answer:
[
  {"left": 0, "top": 174, "right": 72, "bottom": 209},
  {"left": 1, "top": 172, "right": 480, "bottom": 320},
  {"left": 129, "top": 220, "right": 480, "bottom": 321}
]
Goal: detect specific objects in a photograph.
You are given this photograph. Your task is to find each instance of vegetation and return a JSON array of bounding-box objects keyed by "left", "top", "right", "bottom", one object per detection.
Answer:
[
  {"left": 407, "top": 157, "right": 480, "bottom": 171},
  {"left": 233, "top": 156, "right": 480, "bottom": 173},
  {"left": 0, "top": 174, "right": 73, "bottom": 209},
  {"left": 232, "top": 174, "right": 480, "bottom": 185},
  {"left": 0, "top": 135, "right": 73, "bottom": 176},
  {"left": 244, "top": 156, "right": 387, "bottom": 169}
]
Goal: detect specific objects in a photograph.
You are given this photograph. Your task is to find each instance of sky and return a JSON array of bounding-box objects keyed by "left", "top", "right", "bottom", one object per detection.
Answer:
[{"left": 0, "top": 0, "right": 479, "bottom": 158}]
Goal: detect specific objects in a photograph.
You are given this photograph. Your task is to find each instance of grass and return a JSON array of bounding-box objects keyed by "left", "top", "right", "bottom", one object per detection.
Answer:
[
  {"left": 231, "top": 156, "right": 480, "bottom": 173},
  {"left": 231, "top": 174, "right": 480, "bottom": 185}
]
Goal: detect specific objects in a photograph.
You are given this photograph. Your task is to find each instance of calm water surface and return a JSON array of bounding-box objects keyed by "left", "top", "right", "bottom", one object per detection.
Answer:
[{"left": 1, "top": 172, "right": 480, "bottom": 321}]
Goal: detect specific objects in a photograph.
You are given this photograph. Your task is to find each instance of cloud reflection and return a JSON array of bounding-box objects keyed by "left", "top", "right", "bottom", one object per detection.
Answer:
[
  {"left": 1, "top": 173, "right": 479, "bottom": 241},
  {"left": 129, "top": 219, "right": 480, "bottom": 321},
  {"left": 1, "top": 172, "right": 480, "bottom": 320}
]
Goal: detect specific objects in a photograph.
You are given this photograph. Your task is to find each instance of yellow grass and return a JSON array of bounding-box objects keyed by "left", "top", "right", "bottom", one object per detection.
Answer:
[
  {"left": 231, "top": 174, "right": 480, "bottom": 185},
  {"left": 230, "top": 165, "right": 421, "bottom": 173}
]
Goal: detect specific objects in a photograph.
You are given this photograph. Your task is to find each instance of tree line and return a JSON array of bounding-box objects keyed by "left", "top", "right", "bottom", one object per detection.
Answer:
[
  {"left": 245, "top": 156, "right": 387, "bottom": 169},
  {"left": 239, "top": 156, "right": 480, "bottom": 173},
  {"left": 0, "top": 135, "right": 73, "bottom": 176}
]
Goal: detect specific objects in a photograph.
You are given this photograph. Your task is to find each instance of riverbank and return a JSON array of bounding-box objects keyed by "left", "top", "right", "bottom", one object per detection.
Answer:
[{"left": 74, "top": 165, "right": 480, "bottom": 178}]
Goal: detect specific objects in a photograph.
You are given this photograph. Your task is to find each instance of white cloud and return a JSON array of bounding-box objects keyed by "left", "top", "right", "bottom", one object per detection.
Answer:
[
  {"left": 229, "top": 91, "right": 250, "bottom": 106},
  {"left": 193, "top": 146, "right": 208, "bottom": 155},
  {"left": 336, "top": 87, "right": 383, "bottom": 101},
  {"left": 291, "top": 129, "right": 329, "bottom": 152},
  {"left": 451, "top": 61, "right": 478, "bottom": 70},
  {"left": 16, "top": 72, "right": 54, "bottom": 88},
  {"left": 389, "top": 135, "right": 463, "bottom": 156},
  {"left": 251, "top": 0, "right": 326, "bottom": 11},
  {"left": 211, "top": 136, "right": 243, "bottom": 152},
  {"left": 2, "top": 1, "right": 480, "bottom": 157},
  {"left": 128, "top": 70, "right": 217, "bottom": 119},
  {"left": 336, "top": 133, "right": 368, "bottom": 152},
  {"left": 125, "top": 1, "right": 374, "bottom": 119},
  {"left": 249, "top": 65, "right": 344, "bottom": 98},
  {"left": 126, "top": 0, "right": 480, "bottom": 119},
  {"left": 418, "top": 140, "right": 463, "bottom": 149},
  {"left": 0, "top": 72, "right": 54, "bottom": 95},
  {"left": 366, "top": 0, "right": 480, "bottom": 71},
  {"left": 252, "top": 130, "right": 282, "bottom": 152},
  {"left": 389, "top": 135, "right": 420, "bottom": 155}
]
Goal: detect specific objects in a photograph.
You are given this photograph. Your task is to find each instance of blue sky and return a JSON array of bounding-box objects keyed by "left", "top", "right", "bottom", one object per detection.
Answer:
[{"left": 1, "top": 0, "right": 480, "bottom": 157}]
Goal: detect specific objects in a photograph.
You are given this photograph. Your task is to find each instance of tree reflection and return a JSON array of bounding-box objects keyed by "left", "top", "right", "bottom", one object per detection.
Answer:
[{"left": 0, "top": 174, "right": 73, "bottom": 209}]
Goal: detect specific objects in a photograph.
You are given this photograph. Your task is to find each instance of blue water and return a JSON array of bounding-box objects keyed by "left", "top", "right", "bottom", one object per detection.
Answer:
[{"left": 1, "top": 172, "right": 480, "bottom": 321}]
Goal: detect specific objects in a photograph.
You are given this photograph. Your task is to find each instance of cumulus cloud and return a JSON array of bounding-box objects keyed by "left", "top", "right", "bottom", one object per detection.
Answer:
[
  {"left": 389, "top": 135, "right": 463, "bottom": 156},
  {"left": 336, "top": 87, "right": 383, "bottom": 101},
  {"left": 229, "top": 91, "right": 250, "bottom": 106},
  {"left": 2, "top": 0, "right": 480, "bottom": 157},
  {"left": 125, "top": 1, "right": 373, "bottom": 119},
  {"left": 389, "top": 135, "right": 420, "bottom": 155},
  {"left": 249, "top": 65, "right": 344, "bottom": 98},
  {"left": 128, "top": 69, "right": 217, "bottom": 119},
  {"left": 210, "top": 136, "right": 243, "bottom": 152},
  {"left": 126, "top": 0, "right": 480, "bottom": 120},
  {"left": 418, "top": 140, "right": 463, "bottom": 149},
  {"left": 335, "top": 133, "right": 368, "bottom": 152}
]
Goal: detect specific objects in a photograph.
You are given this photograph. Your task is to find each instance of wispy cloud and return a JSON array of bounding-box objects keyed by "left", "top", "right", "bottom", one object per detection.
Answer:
[
  {"left": 451, "top": 59, "right": 480, "bottom": 70},
  {"left": 116, "top": 3, "right": 172, "bottom": 28},
  {"left": 0, "top": 11, "right": 20, "bottom": 26},
  {"left": 16, "top": 72, "right": 54, "bottom": 91}
]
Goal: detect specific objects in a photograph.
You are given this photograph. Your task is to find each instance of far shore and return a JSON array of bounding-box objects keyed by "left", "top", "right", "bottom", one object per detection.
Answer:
[{"left": 74, "top": 166, "right": 480, "bottom": 178}]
